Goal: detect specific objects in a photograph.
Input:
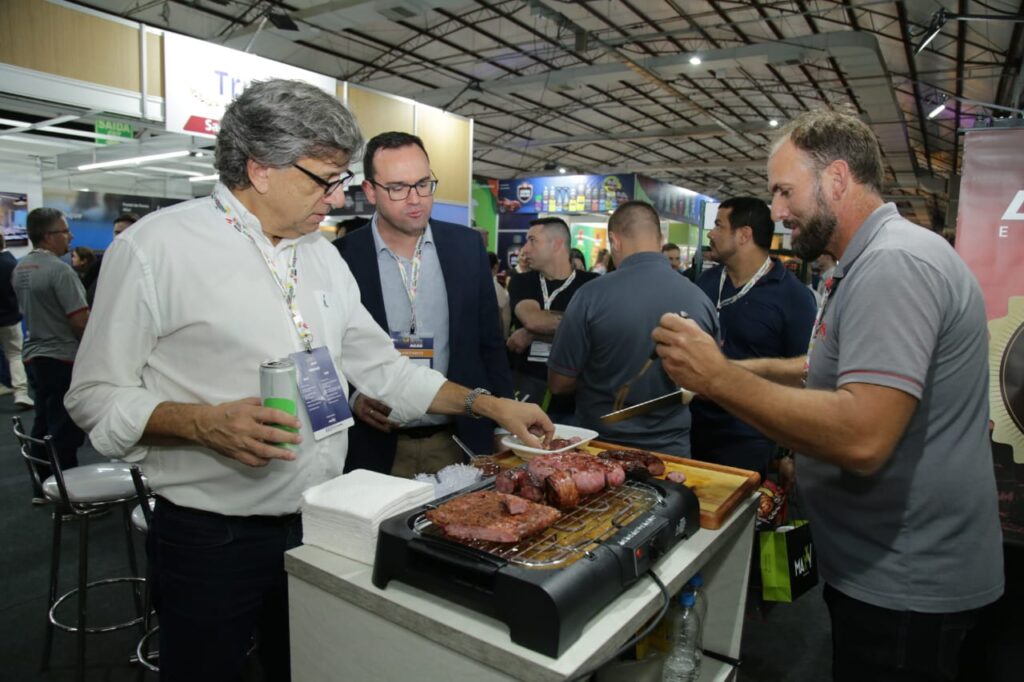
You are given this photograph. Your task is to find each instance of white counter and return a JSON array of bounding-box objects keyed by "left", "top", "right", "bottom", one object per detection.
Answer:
[{"left": 286, "top": 493, "right": 757, "bottom": 682}]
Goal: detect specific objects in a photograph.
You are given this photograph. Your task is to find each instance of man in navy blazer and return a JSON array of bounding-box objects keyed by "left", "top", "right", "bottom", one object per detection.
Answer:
[{"left": 336, "top": 131, "right": 512, "bottom": 476}]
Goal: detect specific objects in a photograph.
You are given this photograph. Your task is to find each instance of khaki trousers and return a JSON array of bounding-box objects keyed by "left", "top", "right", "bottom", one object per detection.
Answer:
[{"left": 390, "top": 426, "right": 463, "bottom": 478}]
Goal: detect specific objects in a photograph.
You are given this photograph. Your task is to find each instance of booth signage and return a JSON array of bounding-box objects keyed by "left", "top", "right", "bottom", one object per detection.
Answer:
[
  {"left": 635, "top": 174, "right": 707, "bottom": 225},
  {"left": 955, "top": 127, "right": 1024, "bottom": 543},
  {"left": 496, "top": 174, "right": 634, "bottom": 214},
  {"left": 163, "top": 32, "right": 337, "bottom": 138}
]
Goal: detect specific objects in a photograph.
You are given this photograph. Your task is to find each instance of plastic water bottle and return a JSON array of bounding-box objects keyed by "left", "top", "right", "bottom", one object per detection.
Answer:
[
  {"left": 688, "top": 573, "right": 707, "bottom": 651},
  {"left": 662, "top": 591, "right": 702, "bottom": 681}
]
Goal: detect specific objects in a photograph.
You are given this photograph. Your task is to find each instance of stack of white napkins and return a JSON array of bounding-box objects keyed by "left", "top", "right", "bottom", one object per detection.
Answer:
[{"left": 301, "top": 470, "right": 434, "bottom": 565}]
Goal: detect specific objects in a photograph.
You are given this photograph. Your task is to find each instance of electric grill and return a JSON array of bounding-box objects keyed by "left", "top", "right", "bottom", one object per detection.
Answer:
[{"left": 372, "top": 475, "right": 700, "bottom": 657}]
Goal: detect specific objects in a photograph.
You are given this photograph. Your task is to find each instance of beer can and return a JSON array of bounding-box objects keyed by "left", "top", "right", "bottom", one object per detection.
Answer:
[{"left": 260, "top": 358, "right": 299, "bottom": 450}]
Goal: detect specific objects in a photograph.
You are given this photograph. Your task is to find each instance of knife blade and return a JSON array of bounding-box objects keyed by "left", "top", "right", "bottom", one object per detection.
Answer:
[{"left": 599, "top": 388, "right": 697, "bottom": 424}]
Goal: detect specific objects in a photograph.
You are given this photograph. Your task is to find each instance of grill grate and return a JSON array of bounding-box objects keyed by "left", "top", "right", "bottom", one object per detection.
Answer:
[{"left": 414, "top": 479, "right": 663, "bottom": 569}]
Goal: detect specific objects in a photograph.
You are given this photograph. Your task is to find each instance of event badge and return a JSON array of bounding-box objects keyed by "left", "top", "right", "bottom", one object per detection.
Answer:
[
  {"left": 288, "top": 347, "right": 354, "bottom": 441},
  {"left": 528, "top": 340, "right": 552, "bottom": 363},
  {"left": 390, "top": 332, "right": 434, "bottom": 368}
]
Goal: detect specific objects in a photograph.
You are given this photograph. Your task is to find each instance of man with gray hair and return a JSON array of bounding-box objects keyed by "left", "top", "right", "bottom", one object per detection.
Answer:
[
  {"left": 66, "top": 79, "right": 551, "bottom": 682},
  {"left": 653, "top": 108, "right": 1003, "bottom": 681},
  {"left": 14, "top": 208, "right": 89, "bottom": 501}
]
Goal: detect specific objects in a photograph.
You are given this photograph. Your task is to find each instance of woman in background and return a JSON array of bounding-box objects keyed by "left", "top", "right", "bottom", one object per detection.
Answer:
[
  {"left": 570, "top": 247, "right": 587, "bottom": 272},
  {"left": 71, "top": 246, "right": 96, "bottom": 283}
]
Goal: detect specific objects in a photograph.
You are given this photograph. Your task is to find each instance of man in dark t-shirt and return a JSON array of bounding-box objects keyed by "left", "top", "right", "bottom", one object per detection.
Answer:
[
  {"left": 506, "top": 217, "right": 597, "bottom": 418},
  {"left": 692, "top": 197, "right": 815, "bottom": 480}
]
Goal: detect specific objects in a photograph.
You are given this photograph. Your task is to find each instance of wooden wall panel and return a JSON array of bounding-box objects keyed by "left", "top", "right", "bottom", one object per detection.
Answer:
[
  {"left": 146, "top": 32, "right": 163, "bottom": 97},
  {"left": 0, "top": 0, "right": 141, "bottom": 92},
  {"left": 346, "top": 86, "right": 414, "bottom": 143},
  {"left": 416, "top": 105, "right": 470, "bottom": 206}
]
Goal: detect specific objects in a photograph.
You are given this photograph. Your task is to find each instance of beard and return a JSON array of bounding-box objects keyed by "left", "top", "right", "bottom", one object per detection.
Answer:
[{"left": 789, "top": 184, "right": 837, "bottom": 261}]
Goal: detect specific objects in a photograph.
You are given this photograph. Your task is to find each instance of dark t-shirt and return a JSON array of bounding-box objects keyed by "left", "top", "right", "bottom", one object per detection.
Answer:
[
  {"left": 507, "top": 269, "right": 599, "bottom": 379},
  {"left": 0, "top": 251, "right": 20, "bottom": 327},
  {"left": 691, "top": 259, "right": 816, "bottom": 448}
]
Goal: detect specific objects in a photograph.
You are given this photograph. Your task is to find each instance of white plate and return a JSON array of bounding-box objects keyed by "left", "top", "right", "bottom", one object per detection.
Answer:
[{"left": 500, "top": 425, "right": 599, "bottom": 461}]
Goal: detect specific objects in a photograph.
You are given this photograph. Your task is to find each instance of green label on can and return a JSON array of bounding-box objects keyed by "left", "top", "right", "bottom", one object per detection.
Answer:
[{"left": 263, "top": 397, "right": 299, "bottom": 449}]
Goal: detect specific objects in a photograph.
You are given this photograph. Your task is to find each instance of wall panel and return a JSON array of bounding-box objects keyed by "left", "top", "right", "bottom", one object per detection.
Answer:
[
  {"left": 346, "top": 86, "right": 415, "bottom": 143},
  {"left": 0, "top": 0, "right": 141, "bottom": 92},
  {"left": 415, "top": 106, "right": 469, "bottom": 206}
]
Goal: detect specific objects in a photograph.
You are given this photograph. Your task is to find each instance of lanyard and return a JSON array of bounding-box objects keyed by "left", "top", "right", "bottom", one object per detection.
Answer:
[
  {"left": 212, "top": 192, "right": 314, "bottom": 352},
  {"left": 717, "top": 257, "right": 772, "bottom": 310},
  {"left": 803, "top": 274, "right": 840, "bottom": 384},
  {"left": 392, "top": 235, "right": 425, "bottom": 334},
  {"left": 540, "top": 270, "right": 576, "bottom": 311}
]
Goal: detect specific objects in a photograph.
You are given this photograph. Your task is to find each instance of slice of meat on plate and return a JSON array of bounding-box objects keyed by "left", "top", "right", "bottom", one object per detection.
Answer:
[{"left": 426, "top": 491, "right": 562, "bottom": 543}]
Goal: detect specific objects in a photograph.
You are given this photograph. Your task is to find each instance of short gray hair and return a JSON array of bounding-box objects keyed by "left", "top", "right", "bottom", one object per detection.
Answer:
[
  {"left": 772, "top": 108, "right": 884, "bottom": 194},
  {"left": 215, "top": 79, "right": 364, "bottom": 189}
]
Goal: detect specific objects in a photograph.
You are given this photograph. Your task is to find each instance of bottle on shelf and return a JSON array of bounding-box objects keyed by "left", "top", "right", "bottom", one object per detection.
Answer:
[
  {"left": 662, "top": 591, "right": 702, "bottom": 681},
  {"left": 688, "top": 572, "right": 707, "bottom": 642}
]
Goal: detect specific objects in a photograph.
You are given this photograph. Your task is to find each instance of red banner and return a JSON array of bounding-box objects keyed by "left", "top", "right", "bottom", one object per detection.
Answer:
[{"left": 956, "top": 128, "right": 1024, "bottom": 543}]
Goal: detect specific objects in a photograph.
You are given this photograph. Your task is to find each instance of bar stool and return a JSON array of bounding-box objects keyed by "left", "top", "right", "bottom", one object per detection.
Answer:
[
  {"left": 128, "top": 465, "right": 159, "bottom": 673},
  {"left": 12, "top": 416, "right": 146, "bottom": 682}
]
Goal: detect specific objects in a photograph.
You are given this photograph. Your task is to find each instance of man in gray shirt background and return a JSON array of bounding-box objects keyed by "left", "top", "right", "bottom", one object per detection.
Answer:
[
  {"left": 653, "top": 108, "right": 1003, "bottom": 682},
  {"left": 14, "top": 208, "right": 90, "bottom": 501},
  {"left": 548, "top": 201, "right": 718, "bottom": 457}
]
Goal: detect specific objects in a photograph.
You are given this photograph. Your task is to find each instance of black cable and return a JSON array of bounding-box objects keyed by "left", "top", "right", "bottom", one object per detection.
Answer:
[{"left": 570, "top": 569, "right": 673, "bottom": 681}]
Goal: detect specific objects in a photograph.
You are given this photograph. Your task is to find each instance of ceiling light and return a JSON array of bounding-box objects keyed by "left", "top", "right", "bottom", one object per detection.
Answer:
[
  {"left": 189, "top": 174, "right": 220, "bottom": 183},
  {"left": 558, "top": 166, "right": 568, "bottom": 174},
  {"left": 77, "top": 150, "right": 191, "bottom": 171},
  {"left": 689, "top": 55, "right": 702, "bottom": 66},
  {"left": 769, "top": 119, "right": 779, "bottom": 127},
  {"left": 915, "top": 8, "right": 947, "bottom": 55},
  {"left": 147, "top": 166, "right": 203, "bottom": 177},
  {"left": 79, "top": 188, "right": 90, "bottom": 192},
  {"left": 927, "top": 102, "right": 947, "bottom": 119}
]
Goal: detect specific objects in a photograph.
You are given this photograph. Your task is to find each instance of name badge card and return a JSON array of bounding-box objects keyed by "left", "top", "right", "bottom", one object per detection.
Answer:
[
  {"left": 528, "top": 340, "right": 552, "bottom": 363},
  {"left": 289, "top": 347, "right": 354, "bottom": 441},
  {"left": 390, "top": 332, "right": 434, "bottom": 368}
]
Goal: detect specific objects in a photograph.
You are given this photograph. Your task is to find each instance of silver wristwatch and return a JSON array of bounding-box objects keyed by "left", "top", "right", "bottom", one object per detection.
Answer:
[{"left": 464, "top": 387, "right": 492, "bottom": 419}]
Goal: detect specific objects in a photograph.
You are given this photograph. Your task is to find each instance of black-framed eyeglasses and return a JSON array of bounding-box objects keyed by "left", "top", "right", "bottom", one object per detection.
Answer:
[
  {"left": 292, "top": 163, "right": 355, "bottom": 196},
  {"left": 368, "top": 175, "right": 439, "bottom": 201},
  {"left": 46, "top": 230, "right": 71, "bottom": 235}
]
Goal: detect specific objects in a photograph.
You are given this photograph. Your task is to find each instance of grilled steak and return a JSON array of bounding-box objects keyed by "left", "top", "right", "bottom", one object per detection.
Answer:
[
  {"left": 528, "top": 453, "right": 625, "bottom": 495},
  {"left": 544, "top": 469, "right": 580, "bottom": 510},
  {"left": 426, "top": 491, "right": 561, "bottom": 543},
  {"left": 599, "top": 449, "right": 667, "bottom": 477}
]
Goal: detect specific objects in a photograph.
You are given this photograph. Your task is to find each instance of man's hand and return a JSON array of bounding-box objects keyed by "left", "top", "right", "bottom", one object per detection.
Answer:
[
  {"left": 353, "top": 395, "right": 397, "bottom": 433},
  {"left": 193, "top": 397, "right": 301, "bottom": 467},
  {"left": 507, "top": 327, "right": 534, "bottom": 354},
  {"left": 475, "top": 396, "right": 554, "bottom": 450},
  {"left": 652, "top": 313, "right": 731, "bottom": 395}
]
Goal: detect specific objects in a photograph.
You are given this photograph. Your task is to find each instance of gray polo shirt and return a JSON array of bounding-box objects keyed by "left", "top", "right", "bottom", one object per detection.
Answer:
[
  {"left": 13, "top": 249, "right": 88, "bottom": 363},
  {"left": 548, "top": 252, "right": 719, "bottom": 456},
  {"left": 801, "top": 203, "right": 1003, "bottom": 613},
  {"left": 372, "top": 217, "right": 450, "bottom": 427}
]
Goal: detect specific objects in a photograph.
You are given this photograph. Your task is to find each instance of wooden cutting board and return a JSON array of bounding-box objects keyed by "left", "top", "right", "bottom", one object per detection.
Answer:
[{"left": 493, "top": 440, "right": 761, "bottom": 530}]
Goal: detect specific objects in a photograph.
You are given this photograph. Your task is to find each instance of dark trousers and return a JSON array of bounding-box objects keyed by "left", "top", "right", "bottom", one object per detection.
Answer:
[
  {"left": 149, "top": 497, "right": 303, "bottom": 682},
  {"left": 690, "top": 432, "right": 775, "bottom": 481},
  {"left": 824, "top": 584, "right": 981, "bottom": 682},
  {"left": 27, "top": 357, "right": 84, "bottom": 493}
]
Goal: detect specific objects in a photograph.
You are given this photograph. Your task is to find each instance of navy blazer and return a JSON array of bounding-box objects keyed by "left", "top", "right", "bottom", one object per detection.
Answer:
[{"left": 335, "top": 219, "right": 513, "bottom": 473}]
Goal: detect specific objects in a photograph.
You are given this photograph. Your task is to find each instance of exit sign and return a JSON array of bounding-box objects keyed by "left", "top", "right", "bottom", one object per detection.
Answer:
[{"left": 94, "top": 119, "right": 134, "bottom": 145}]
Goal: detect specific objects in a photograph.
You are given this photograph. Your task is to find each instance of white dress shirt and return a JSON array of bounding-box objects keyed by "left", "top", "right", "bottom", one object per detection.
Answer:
[{"left": 65, "top": 185, "right": 445, "bottom": 516}]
